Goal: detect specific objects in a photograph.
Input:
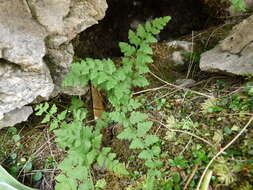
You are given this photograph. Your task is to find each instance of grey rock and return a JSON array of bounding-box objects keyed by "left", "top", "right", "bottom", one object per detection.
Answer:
[
  {"left": 0, "top": 0, "right": 107, "bottom": 125},
  {"left": 220, "top": 15, "right": 253, "bottom": 54},
  {"left": 0, "top": 61, "right": 54, "bottom": 120},
  {"left": 0, "top": 106, "right": 33, "bottom": 128},
  {"left": 0, "top": 0, "right": 47, "bottom": 72},
  {"left": 200, "top": 14, "right": 253, "bottom": 75}
]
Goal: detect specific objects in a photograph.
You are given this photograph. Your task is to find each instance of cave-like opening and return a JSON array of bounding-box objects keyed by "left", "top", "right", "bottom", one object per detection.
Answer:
[{"left": 74, "top": 0, "right": 221, "bottom": 58}]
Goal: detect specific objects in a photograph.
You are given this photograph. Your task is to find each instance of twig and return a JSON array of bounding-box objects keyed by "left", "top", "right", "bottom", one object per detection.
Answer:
[
  {"left": 18, "top": 135, "right": 56, "bottom": 178},
  {"left": 184, "top": 165, "right": 199, "bottom": 190},
  {"left": 179, "top": 137, "right": 192, "bottom": 156},
  {"left": 151, "top": 119, "right": 215, "bottom": 148},
  {"left": 196, "top": 116, "right": 253, "bottom": 190},
  {"left": 148, "top": 89, "right": 179, "bottom": 105},
  {"left": 133, "top": 85, "right": 168, "bottom": 95},
  {"left": 149, "top": 72, "right": 212, "bottom": 98}
]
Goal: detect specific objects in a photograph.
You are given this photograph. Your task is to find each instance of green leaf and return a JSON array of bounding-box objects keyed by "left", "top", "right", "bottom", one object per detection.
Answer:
[
  {"left": 119, "top": 42, "right": 136, "bottom": 56},
  {"left": 144, "top": 135, "right": 160, "bottom": 147},
  {"left": 145, "top": 21, "right": 152, "bottom": 32},
  {"left": 224, "top": 127, "right": 232, "bottom": 135},
  {"left": 129, "top": 112, "right": 148, "bottom": 124},
  {"left": 111, "top": 162, "right": 129, "bottom": 175},
  {"left": 35, "top": 103, "right": 49, "bottom": 116},
  {"left": 165, "top": 180, "right": 173, "bottom": 190},
  {"left": 128, "top": 30, "right": 141, "bottom": 46},
  {"left": 57, "top": 110, "right": 67, "bottom": 121},
  {"left": 117, "top": 128, "right": 136, "bottom": 140},
  {"left": 172, "top": 172, "right": 181, "bottom": 183},
  {"left": 97, "top": 72, "right": 109, "bottom": 85},
  {"left": 12, "top": 135, "right": 20, "bottom": 143},
  {"left": 136, "top": 25, "right": 146, "bottom": 39},
  {"left": 50, "top": 120, "right": 59, "bottom": 131},
  {"left": 41, "top": 114, "right": 51, "bottom": 123},
  {"left": 140, "top": 43, "right": 153, "bottom": 54},
  {"left": 95, "top": 179, "right": 107, "bottom": 189},
  {"left": 145, "top": 33, "right": 157, "bottom": 43},
  {"left": 73, "top": 108, "right": 87, "bottom": 122},
  {"left": 132, "top": 76, "right": 149, "bottom": 87},
  {"left": 24, "top": 162, "right": 33, "bottom": 172},
  {"left": 136, "top": 121, "right": 153, "bottom": 137},
  {"left": 151, "top": 146, "right": 161, "bottom": 156},
  {"left": 49, "top": 104, "right": 57, "bottom": 115},
  {"left": 129, "top": 138, "right": 145, "bottom": 149},
  {"left": 150, "top": 27, "right": 160, "bottom": 35},
  {"left": 33, "top": 172, "right": 43, "bottom": 182},
  {"left": 0, "top": 165, "right": 36, "bottom": 190},
  {"left": 104, "top": 59, "right": 116, "bottom": 75},
  {"left": 175, "top": 184, "right": 181, "bottom": 190},
  {"left": 128, "top": 99, "right": 142, "bottom": 111},
  {"left": 138, "top": 150, "right": 153, "bottom": 160},
  {"left": 105, "top": 79, "right": 117, "bottom": 90},
  {"left": 70, "top": 97, "right": 84, "bottom": 110}
]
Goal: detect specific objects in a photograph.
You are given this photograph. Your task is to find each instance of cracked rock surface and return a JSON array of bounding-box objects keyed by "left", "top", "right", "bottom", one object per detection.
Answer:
[
  {"left": 0, "top": 0, "right": 107, "bottom": 127},
  {"left": 200, "top": 14, "right": 253, "bottom": 75}
]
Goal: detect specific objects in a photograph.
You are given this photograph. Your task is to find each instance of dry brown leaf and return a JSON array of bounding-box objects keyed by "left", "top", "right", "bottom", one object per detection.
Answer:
[{"left": 91, "top": 86, "right": 105, "bottom": 120}]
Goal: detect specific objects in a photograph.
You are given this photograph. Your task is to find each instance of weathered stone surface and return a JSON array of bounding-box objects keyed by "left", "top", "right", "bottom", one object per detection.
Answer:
[
  {"left": 220, "top": 15, "right": 253, "bottom": 54},
  {"left": 0, "top": 106, "right": 33, "bottom": 128},
  {"left": 0, "top": 0, "right": 47, "bottom": 71},
  {"left": 200, "top": 14, "right": 253, "bottom": 75},
  {"left": 0, "top": 61, "right": 54, "bottom": 120},
  {"left": 0, "top": 0, "right": 107, "bottom": 126}
]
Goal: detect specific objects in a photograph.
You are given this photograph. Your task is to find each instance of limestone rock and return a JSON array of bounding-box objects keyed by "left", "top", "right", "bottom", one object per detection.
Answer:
[
  {"left": 200, "top": 14, "right": 253, "bottom": 75},
  {"left": 0, "top": 0, "right": 107, "bottom": 126},
  {"left": 0, "top": 60, "right": 54, "bottom": 120},
  {"left": 0, "top": 106, "right": 33, "bottom": 128},
  {"left": 220, "top": 15, "right": 253, "bottom": 54}
]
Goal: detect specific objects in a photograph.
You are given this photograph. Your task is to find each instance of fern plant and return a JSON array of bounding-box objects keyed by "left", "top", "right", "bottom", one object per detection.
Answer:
[
  {"left": 36, "top": 16, "right": 171, "bottom": 190},
  {"left": 35, "top": 99, "right": 128, "bottom": 190}
]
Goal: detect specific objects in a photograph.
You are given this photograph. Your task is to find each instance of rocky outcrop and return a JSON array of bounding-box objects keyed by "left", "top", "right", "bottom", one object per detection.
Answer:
[
  {"left": 0, "top": 0, "right": 107, "bottom": 127},
  {"left": 200, "top": 14, "right": 253, "bottom": 75}
]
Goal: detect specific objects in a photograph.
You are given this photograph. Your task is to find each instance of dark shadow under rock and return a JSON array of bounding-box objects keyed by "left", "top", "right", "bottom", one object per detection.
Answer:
[{"left": 74, "top": 0, "right": 221, "bottom": 58}]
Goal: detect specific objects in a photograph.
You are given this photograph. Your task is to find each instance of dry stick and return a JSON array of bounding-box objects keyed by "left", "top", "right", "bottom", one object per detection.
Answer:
[
  {"left": 18, "top": 135, "right": 56, "bottom": 178},
  {"left": 196, "top": 116, "right": 253, "bottom": 190},
  {"left": 151, "top": 119, "right": 215, "bottom": 148},
  {"left": 149, "top": 72, "right": 212, "bottom": 98},
  {"left": 186, "top": 31, "right": 195, "bottom": 79},
  {"left": 133, "top": 85, "right": 168, "bottom": 95},
  {"left": 183, "top": 165, "right": 199, "bottom": 190}
]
